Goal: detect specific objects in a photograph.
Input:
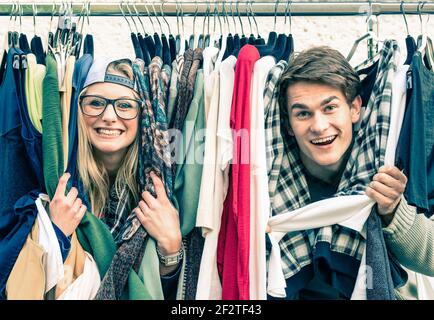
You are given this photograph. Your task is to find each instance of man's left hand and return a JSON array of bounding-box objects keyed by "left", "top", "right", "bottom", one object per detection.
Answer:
[{"left": 365, "top": 165, "right": 408, "bottom": 221}]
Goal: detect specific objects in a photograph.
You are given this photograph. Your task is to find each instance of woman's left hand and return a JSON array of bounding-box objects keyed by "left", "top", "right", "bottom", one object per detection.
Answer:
[
  {"left": 134, "top": 171, "right": 182, "bottom": 256},
  {"left": 365, "top": 165, "right": 408, "bottom": 223}
]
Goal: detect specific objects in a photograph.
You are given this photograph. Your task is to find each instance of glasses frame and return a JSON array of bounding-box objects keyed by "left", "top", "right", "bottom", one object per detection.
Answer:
[{"left": 79, "top": 94, "right": 142, "bottom": 120}]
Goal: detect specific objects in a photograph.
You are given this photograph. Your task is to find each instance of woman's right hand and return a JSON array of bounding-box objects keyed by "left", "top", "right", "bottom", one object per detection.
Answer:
[{"left": 49, "top": 173, "right": 87, "bottom": 237}]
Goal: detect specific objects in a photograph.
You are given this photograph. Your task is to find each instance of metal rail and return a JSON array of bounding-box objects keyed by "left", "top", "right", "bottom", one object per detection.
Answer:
[{"left": 0, "top": 1, "right": 433, "bottom": 17}]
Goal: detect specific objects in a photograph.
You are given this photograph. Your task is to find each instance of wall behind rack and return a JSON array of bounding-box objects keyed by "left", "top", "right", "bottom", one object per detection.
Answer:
[{"left": 0, "top": 0, "right": 433, "bottom": 66}]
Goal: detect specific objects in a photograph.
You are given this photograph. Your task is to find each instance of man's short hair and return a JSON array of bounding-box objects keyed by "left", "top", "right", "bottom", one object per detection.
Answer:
[{"left": 278, "top": 46, "right": 362, "bottom": 114}]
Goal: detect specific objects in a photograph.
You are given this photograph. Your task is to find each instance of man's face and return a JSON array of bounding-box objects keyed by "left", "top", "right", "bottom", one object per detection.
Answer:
[{"left": 286, "top": 81, "right": 361, "bottom": 175}]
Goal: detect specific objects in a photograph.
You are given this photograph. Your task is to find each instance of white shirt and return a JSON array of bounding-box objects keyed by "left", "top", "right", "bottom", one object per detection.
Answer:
[{"left": 249, "top": 56, "right": 276, "bottom": 299}]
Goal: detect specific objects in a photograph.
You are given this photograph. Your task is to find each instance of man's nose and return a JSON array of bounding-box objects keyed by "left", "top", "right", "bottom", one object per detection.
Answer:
[{"left": 310, "top": 113, "right": 329, "bottom": 133}]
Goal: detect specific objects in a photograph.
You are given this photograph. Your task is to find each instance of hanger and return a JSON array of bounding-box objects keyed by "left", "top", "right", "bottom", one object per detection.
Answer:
[
  {"left": 8, "top": 2, "right": 20, "bottom": 49},
  {"left": 416, "top": 2, "right": 433, "bottom": 70},
  {"left": 249, "top": 1, "right": 264, "bottom": 45},
  {"left": 175, "top": 0, "right": 181, "bottom": 53},
  {"left": 29, "top": 3, "right": 45, "bottom": 64},
  {"left": 160, "top": 2, "right": 172, "bottom": 65},
  {"left": 189, "top": 1, "right": 198, "bottom": 49},
  {"left": 400, "top": 1, "right": 416, "bottom": 65},
  {"left": 15, "top": 3, "right": 31, "bottom": 54},
  {"left": 245, "top": 1, "right": 255, "bottom": 44},
  {"left": 347, "top": 2, "right": 381, "bottom": 63},
  {"left": 253, "top": 0, "right": 286, "bottom": 60},
  {"left": 278, "top": 0, "right": 294, "bottom": 61},
  {"left": 222, "top": 0, "right": 234, "bottom": 59},
  {"left": 266, "top": 0, "right": 279, "bottom": 49},
  {"left": 235, "top": 1, "right": 248, "bottom": 46},
  {"left": 150, "top": 1, "right": 163, "bottom": 58},
  {"left": 198, "top": 2, "right": 209, "bottom": 48},
  {"left": 120, "top": 1, "right": 142, "bottom": 60}
]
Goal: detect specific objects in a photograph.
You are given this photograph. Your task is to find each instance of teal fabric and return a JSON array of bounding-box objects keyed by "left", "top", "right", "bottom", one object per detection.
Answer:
[{"left": 173, "top": 70, "right": 205, "bottom": 236}]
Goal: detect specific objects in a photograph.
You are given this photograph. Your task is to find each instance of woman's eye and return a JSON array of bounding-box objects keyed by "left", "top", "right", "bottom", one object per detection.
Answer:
[
  {"left": 89, "top": 99, "right": 105, "bottom": 107},
  {"left": 117, "top": 102, "right": 134, "bottom": 109}
]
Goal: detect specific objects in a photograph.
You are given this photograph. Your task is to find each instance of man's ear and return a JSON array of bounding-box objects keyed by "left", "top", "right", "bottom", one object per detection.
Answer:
[{"left": 350, "top": 95, "right": 362, "bottom": 123}]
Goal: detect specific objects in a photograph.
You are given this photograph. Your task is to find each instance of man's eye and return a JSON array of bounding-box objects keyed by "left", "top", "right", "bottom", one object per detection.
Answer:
[
  {"left": 296, "top": 111, "right": 310, "bottom": 119},
  {"left": 324, "top": 105, "right": 337, "bottom": 112}
]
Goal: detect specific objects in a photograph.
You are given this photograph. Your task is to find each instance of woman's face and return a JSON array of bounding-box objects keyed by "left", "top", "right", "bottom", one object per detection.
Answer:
[{"left": 81, "top": 82, "right": 139, "bottom": 159}]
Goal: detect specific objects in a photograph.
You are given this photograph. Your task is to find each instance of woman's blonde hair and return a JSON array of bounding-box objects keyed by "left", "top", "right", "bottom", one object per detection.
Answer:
[{"left": 77, "top": 59, "right": 139, "bottom": 217}]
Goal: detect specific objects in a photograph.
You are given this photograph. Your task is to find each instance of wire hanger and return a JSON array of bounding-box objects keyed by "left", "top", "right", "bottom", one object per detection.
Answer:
[
  {"left": 347, "top": 1, "right": 381, "bottom": 62},
  {"left": 416, "top": 1, "right": 433, "bottom": 70},
  {"left": 249, "top": 1, "right": 262, "bottom": 44},
  {"left": 401, "top": 1, "right": 416, "bottom": 65}
]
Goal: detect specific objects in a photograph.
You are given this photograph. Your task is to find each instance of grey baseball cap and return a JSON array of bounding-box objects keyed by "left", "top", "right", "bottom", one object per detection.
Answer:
[{"left": 83, "top": 57, "right": 136, "bottom": 90}]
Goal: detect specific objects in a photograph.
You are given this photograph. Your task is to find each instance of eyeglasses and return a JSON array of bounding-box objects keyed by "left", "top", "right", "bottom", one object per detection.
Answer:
[{"left": 79, "top": 95, "right": 142, "bottom": 120}]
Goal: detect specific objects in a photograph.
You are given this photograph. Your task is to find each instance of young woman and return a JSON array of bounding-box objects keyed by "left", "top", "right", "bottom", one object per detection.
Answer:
[{"left": 49, "top": 58, "right": 182, "bottom": 298}]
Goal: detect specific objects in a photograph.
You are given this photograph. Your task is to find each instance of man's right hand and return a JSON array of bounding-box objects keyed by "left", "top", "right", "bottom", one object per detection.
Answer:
[{"left": 49, "top": 173, "right": 87, "bottom": 237}]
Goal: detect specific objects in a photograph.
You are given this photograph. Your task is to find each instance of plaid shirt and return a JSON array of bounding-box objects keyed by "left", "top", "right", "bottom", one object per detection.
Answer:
[{"left": 266, "top": 40, "right": 399, "bottom": 280}]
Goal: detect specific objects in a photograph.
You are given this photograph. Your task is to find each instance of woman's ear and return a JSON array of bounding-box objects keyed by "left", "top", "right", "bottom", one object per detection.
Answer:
[{"left": 350, "top": 95, "right": 362, "bottom": 124}]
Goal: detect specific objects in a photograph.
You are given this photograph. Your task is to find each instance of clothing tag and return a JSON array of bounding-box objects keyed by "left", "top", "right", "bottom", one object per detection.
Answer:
[
  {"left": 406, "top": 69, "right": 413, "bottom": 90},
  {"left": 21, "top": 55, "right": 28, "bottom": 70},
  {"left": 12, "top": 55, "right": 20, "bottom": 69}
]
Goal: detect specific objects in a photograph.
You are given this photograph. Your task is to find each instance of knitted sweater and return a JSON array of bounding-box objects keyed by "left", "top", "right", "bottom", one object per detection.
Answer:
[{"left": 384, "top": 196, "right": 434, "bottom": 299}]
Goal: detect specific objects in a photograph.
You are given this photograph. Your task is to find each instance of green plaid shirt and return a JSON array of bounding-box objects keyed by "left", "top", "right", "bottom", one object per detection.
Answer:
[{"left": 265, "top": 40, "right": 399, "bottom": 279}]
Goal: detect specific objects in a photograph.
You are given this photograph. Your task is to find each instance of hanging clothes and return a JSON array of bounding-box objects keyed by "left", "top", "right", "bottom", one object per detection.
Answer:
[
  {"left": 172, "top": 48, "right": 203, "bottom": 132},
  {"left": 217, "top": 45, "right": 260, "bottom": 300},
  {"left": 25, "top": 53, "right": 45, "bottom": 133},
  {"left": 66, "top": 51, "right": 94, "bottom": 185},
  {"left": 167, "top": 54, "right": 184, "bottom": 128},
  {"left": 173, "top": 69, "right": 205, "bottom": 299},
  {"left": 396, "top": 52, "right": 434, "bottom": 215},
  {"left": 196, "top": 55, "right": 237, "bottom": 300},
  {"left": 249, "top": 55, "right": 276, "bottom": 300},
  {"left": 0, "top": 48, "right": 39, "bottom": 299},
  {"left": 60, "top": 56, "right": 76, "bottom": 170}
]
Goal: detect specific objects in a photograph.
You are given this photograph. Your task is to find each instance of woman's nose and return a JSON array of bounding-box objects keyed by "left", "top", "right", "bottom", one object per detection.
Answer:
[{"left": 101, "top": 103, "right": 118, "bottom": 122}]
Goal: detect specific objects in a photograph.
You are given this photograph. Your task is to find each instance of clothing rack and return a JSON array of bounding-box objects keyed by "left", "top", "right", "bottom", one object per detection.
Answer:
[{"left": 0, "top": 1, "right": 433, "bottom": 17}]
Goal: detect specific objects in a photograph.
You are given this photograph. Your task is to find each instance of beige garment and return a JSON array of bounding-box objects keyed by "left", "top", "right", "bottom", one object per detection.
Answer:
[
  {"left": 25, "top": 54, "right": 46, "bottom": 133},
  {"left": 57, "top": 252, "right": 101, "bottom": 300},
  {"left": 55, "top": 232, "right": 87, "bottom": 298},
  {"left": 6, "top": 224, "right": 88, "bottom": 299},
  {"left": 60, "top": 56, "right": 76, "bottom": 170},
  {"left": 6, "top": 220, "right": 45, "bottom": 300}
]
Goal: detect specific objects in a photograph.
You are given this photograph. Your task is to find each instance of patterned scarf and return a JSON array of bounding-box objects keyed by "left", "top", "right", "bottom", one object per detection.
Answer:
[
  {"left": 269, "top": 40, "right": 399, "bottom": 281},
  {"left": 95, "top": 57, "right": 173, "bottom": 299}
]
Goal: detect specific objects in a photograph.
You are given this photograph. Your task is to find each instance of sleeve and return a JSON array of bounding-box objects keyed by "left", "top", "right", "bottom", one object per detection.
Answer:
[
  {"left": 160, "top": 263, "right": 182, "bottom": 300},
  {"left": 383, "top": 196, "right": 434, "bottom": 276},
  {"left": 51, "top": 222, "right": 71, "bottom": 262}
]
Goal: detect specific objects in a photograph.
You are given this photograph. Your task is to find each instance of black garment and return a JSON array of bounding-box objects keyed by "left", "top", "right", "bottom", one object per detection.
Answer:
[
  {"left": 396, "top": 52, "right": 434, "bottom": 215},
  {"left": 358, "top": 61, "right": 379, "bottom": 107}
]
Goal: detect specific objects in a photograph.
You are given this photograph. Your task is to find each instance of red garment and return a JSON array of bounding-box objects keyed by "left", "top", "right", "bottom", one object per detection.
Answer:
[{"left": 217, "top": 45, "right": 260, "bottom": 300}]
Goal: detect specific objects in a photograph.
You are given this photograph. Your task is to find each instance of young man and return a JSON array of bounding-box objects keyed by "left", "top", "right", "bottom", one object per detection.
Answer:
[{"left": 273, "top": 46, "right": 434, "bottom": 299}]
